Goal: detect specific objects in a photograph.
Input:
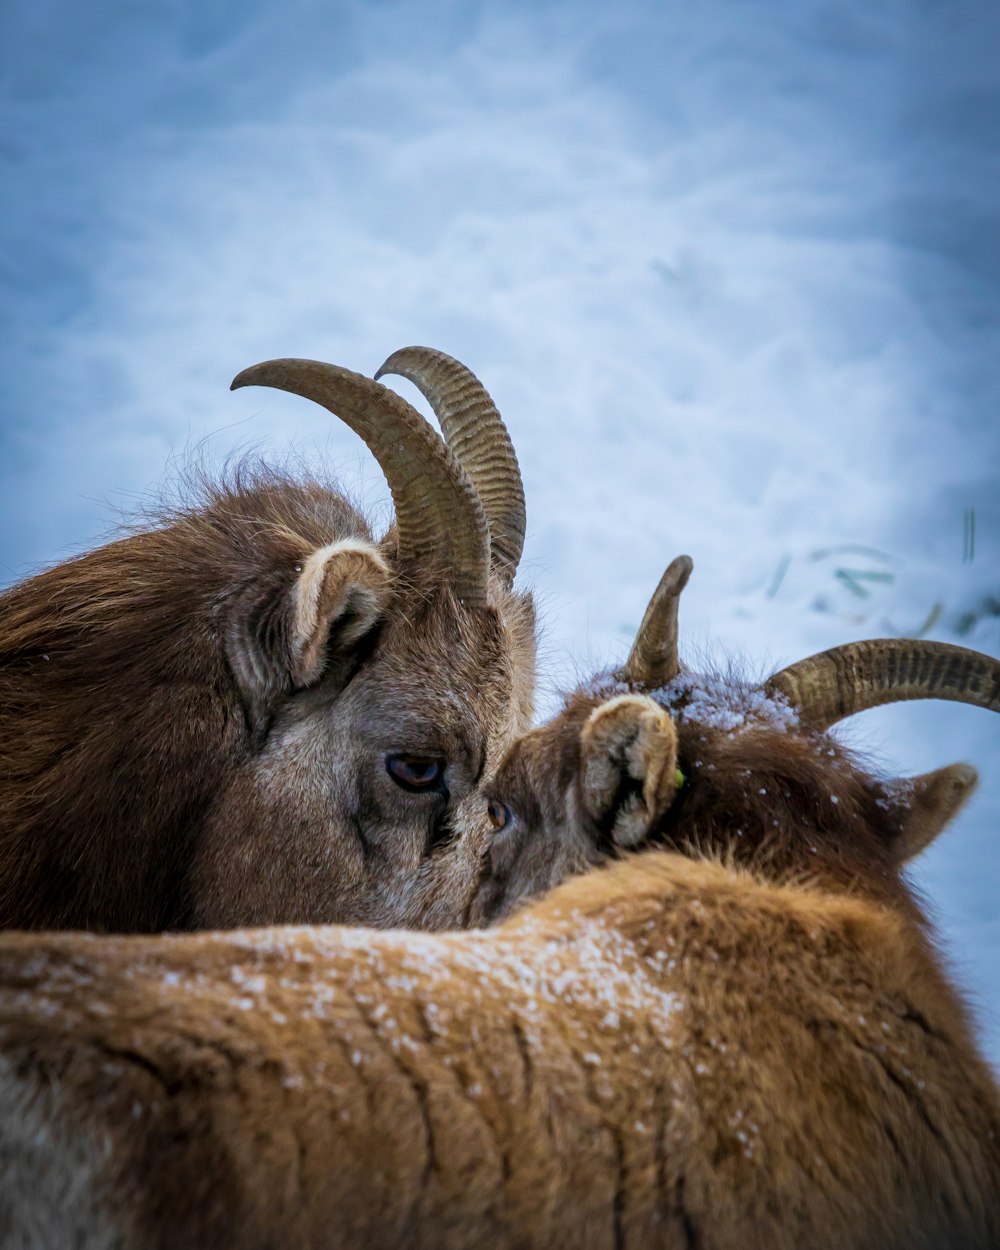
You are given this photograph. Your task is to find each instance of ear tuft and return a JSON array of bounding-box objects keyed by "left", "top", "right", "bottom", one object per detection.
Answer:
[
  {"left": 580, "top": 694, "right": 680, "bottom": 849},
  {"left": 289, "top": 539, "right": 392, "bottom": 687},
  {"left": 891, "top": 762, "right": 978, "bottom": 864}
]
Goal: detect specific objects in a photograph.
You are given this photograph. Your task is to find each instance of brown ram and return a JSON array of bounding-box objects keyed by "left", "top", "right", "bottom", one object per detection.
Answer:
[
  {"left": 0, "top": 348, "right": 537, "bottom": 932},
  {"left": 1, "top": 558, "right": 998, "bottom": 1248}
]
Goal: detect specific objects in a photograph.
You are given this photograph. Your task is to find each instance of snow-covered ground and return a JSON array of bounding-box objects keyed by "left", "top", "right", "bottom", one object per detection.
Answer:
[{"left": 2, "top": 0, "right": 998, "bottom": 1062}]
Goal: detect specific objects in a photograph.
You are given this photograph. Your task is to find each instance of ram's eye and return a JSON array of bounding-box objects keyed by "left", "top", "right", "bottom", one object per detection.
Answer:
[
  {"left": 386, "top": 755, "right": 444, "bottom": 792},
  {"left": 487, "top": 799, "right": 513, "bottom": 831}
]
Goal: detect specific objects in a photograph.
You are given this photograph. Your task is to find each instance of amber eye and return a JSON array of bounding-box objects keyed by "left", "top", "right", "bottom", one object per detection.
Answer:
[
  {"left": 386, "top": 755, "right": 444, "bottom": 792},
  {"left": 487, "top": 799, "right": 512, "bottom": 831}
]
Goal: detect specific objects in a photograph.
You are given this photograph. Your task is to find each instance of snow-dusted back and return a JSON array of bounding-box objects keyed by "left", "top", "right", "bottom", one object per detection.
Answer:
[{"left": 1, "top": 1, "right": 997, "bottom": 1063}]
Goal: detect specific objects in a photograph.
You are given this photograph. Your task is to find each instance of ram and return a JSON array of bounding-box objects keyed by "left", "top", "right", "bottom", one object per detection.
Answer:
[
  {"left": 0, "top": 348, "right": 537, "bottom": 932},
  {"left": 2, "top": 558, "right": 997, "bottom": 1249}
]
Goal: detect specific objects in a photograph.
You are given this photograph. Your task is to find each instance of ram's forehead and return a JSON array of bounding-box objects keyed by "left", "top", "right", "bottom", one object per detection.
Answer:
[
  {"left": 377, "top": 592, "right": 516, "bottom": 693},
  {"left": 318, "top": 593, "right": 522, "bottom": 769},
  {"left": 505, "top": 716, "right": 582, "bottom": 778}
]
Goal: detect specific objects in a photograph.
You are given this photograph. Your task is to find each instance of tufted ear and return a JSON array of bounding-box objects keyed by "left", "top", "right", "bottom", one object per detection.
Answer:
[
  {"left": 579, "top": 694, "right": 681, "bottom": 849},
  {"left": 227, "top": 537, "right": 393, "bottom": 730},
  {"left": 890, "top": 762, "right": 978, "bottom": 865}
]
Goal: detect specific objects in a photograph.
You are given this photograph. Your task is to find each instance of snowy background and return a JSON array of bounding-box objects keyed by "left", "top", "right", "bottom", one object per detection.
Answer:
[{"left": 1, "top": 0, "right": 998, "bottom": 1063}]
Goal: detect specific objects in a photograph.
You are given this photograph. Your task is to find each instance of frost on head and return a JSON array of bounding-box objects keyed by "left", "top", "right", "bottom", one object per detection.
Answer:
[{"left": 656, "top": 669, "right": 799, "bottom": 735}]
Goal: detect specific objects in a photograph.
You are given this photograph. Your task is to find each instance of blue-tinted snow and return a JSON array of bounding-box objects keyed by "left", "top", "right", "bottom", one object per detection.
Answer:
[{"left": 1, "top": 0, "right": 997, "bottom": 1062}]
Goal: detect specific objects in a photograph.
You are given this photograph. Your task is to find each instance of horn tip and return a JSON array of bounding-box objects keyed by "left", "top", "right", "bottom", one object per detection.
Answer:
[
  {"left": 231, "top": 360, "right": 281, "bottom": 392},
  {"left": 666, "top": 554, "right": 694, "bottom": 591},
  {"left": 374, "top": 346, "right": 437, "bottom": 383}
]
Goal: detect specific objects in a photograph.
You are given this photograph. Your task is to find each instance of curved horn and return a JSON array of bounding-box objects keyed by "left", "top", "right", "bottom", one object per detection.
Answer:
[
  {"left": 375, "top": 347, "right": 526, "bottom": 584},
  {"left": 621, "top": 555, "right": 694, "bottom": 688},
  {"left": 765, "top": 640, "right": 1000, "bottom": 730},
  {"left": 232, "top": 359, "right": 490, "bottom": 608}
]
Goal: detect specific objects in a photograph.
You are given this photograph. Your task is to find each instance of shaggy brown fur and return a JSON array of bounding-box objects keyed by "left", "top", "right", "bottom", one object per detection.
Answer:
[
  {"left": 0, "top": 675, "right": 996, "bottom": 1249},
  {"left": 0, "top": 468, "right": 536, "bottom": 932}
]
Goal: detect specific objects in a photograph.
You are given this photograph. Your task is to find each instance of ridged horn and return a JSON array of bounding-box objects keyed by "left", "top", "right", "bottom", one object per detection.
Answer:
[
  {"left": 375, "top": 347, "right": 526, "bottom": 585},
  {"left": 232, "top": 359, "right": 490, "bottom": 608},
  {"left": 765, "top": 639, "right": 1000, "bottom": 730},
  {"left": 621, "top": 556, "right": 694, "bottom": 688}
]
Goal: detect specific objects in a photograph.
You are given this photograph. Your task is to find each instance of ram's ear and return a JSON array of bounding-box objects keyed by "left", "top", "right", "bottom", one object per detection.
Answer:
[
  {"left": 579, "top": 694, "right": 681, "bottom": 849},
  {"left": 286, "top": 538, "right": 393, "bottom": 684},
  {"left": 890, "top": 763, "right": 978, "bottom": 865},
  {"left": 227, "top": 538, "right": 393, "bottom": 728}
]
